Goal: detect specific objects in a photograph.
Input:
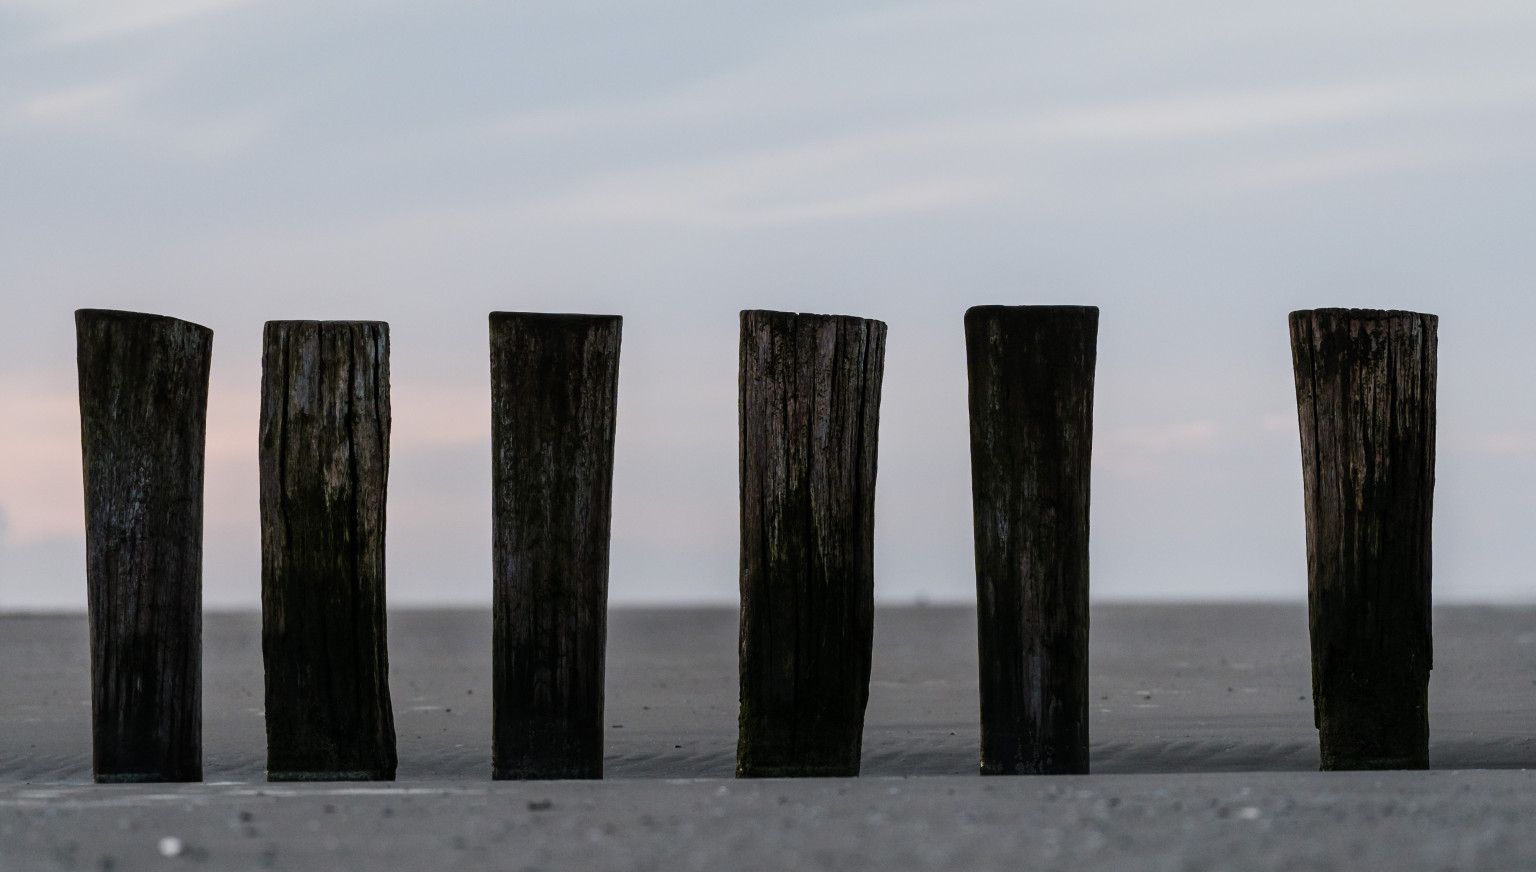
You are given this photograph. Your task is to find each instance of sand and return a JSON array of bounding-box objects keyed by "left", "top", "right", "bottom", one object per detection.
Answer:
[{"left": 4, "top": 604, "right": 1536, "bottom": 869}]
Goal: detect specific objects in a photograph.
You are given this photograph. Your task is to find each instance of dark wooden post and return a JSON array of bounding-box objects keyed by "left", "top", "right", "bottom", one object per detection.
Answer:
[
  {"left": 737, "top": 309, "right": 886, "bottom": 778},
  {"left": 259, "top": 320, "right": 396, "bottom": 781},
  {"left": 1289, "top": 308, "right": 1436, "bottom": 770},
  {"left": 965, "top": 305, "right": 1097, "bottom": 775},
  {"left": 76, "top": 309, "right": 211, "bottom": 783},
  {"left": 490, "top": 312, "right": 622, "bottom": 780}
]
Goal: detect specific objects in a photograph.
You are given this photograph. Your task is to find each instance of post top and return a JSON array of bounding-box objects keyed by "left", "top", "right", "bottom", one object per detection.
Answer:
[
  {"left": 261, "top": 321, "right": 390, "bottom": 345},
  {"left": 75, "top": 309, "right": 212, "bottom": 338},
  {"left": 740, "top": 309, "right": 886, "bottom": 330},
  {"left": 489, "top": 311, "right": 622, "bottom": 326},
  {"left": 965, "top": 304, "right": 1099, "bottom": 319},
  {"left": 263, "top": 319, "right": 388, "bottom": 328},
  {"left": 1290, "top": 308, "right": 1438, "bottom": 324}
]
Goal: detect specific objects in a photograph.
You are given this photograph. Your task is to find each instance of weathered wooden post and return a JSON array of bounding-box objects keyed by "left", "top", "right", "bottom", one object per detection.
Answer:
[
  {"left": 965, "top": 305, "right": 1097, "bottom": 775},
  {"left": 1289, "top": 308, "right": 1436, "bottom": 770},
  {"left": 76, "top": 309, "right": 211, "bottom": 783},
  {"left": 737, "top": 309, "right": 886, "bottom": 778},
  {"left": 259, "top": 320, "right": 397, "bottom": 781},
  {"left": 490, "top": 312, "right": 622, "bottom": 780}
]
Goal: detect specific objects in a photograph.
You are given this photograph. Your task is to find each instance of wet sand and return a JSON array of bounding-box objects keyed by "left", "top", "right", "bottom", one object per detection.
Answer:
[{"left": 4, "top": 604, "right": 1536, "bottom": 869}]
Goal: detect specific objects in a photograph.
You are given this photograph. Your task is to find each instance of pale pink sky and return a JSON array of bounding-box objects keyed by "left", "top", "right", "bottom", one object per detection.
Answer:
[{"left": 3, "top": 0, "right": 1536, "bottom": 608}]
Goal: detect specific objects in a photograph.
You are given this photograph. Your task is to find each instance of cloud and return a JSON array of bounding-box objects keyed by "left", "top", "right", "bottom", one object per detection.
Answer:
[
  {"left": 4, "top": 0, "right": 1536, "bottom": 608},
  {"left": 0, "top": 0, "right": 271, "bottom": 159},
  {"left": 1103, "top": 421, "right": 1223, "bottom": 453},
  {"left": 1034, "top": 85, "right": 1412, "bottom": 143},
  {"left": 17, "top": 81, "right": 137, "bottom": 122},
  {"left": 487, "top": 78, "right": 1424, "bottom": 154},
  {"left": 1262, "top": 413, "right": 1296, "bottom": 433},
  {"left": 545, "top": 176, "right": 997, "bottom": 227},
  {"left": 1460, "top": 433, "right": 1536, "bottom": 457},
  {"left": 1097, "top": 421, "right": 1226, "bottom": 478},
  {"left": 1, "top": 77, "right": 272, "bottom": 159},
  {"left": 460, "top": 71, "right": 1536, "bottom": 232},
  {"left": 1, "top": 0, "right": 256, "bottom": 48}
]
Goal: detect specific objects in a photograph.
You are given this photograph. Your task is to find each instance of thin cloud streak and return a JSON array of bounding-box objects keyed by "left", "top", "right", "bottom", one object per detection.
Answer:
[{"left": 1, "top": 0, "right": 256, "bottom": 49}]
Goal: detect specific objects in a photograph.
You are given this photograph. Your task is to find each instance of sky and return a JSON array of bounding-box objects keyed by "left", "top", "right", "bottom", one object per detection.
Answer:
[{"left": 1, "top": 0, "right": 1534, "bottom": 609}]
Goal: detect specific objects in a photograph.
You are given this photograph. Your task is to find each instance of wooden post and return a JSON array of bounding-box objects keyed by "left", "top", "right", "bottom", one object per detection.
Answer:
[
  {"left": 737, "top": 309, "right": 886, "bottom": 778},
  {"left": 76, "top": 309, "right": 211, "bottom": 783},
  {"left": 1289, "top": 308, "right": 1436, "bottom": 770},
  {"left": 259, "top": 320, "right": 396, "bottom": 781},
  {"left": 490, "top": 312, "right": 622, "bottom": 780},
  {"left": 965, "top": 305, "right": 1097, "bottom": 775}
]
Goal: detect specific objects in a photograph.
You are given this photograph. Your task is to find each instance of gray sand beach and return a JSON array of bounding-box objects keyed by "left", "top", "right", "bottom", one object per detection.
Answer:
[{"left": 5, "top": 604, "right": 1536, "bottom": 869}]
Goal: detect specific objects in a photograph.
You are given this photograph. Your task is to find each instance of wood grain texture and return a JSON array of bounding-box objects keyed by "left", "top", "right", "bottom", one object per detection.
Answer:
[
  {"left": 490, "top": 312, "right": 622, "bottom": 780},
  {"left": 965, "top": 305, "right": 1097, "bottom": 775},
  {"left": 76, "top": 308, "right": 211, "bottom": 783},
  {"left": 737, "top": 309, "right": 887, "bottom": 778},
  {"left": 259, "top": 321, "right": 396, "bottom": 781},
  {"left": 1290, "top": 308, "right": 1436, "bottom": 771}
]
